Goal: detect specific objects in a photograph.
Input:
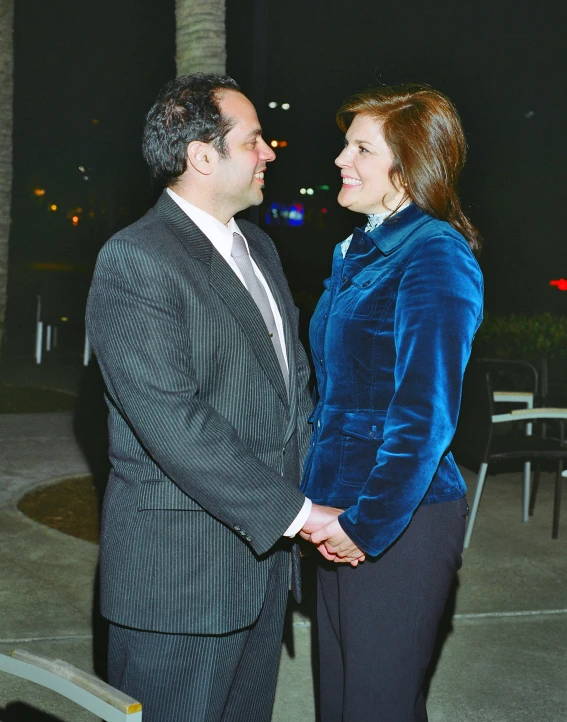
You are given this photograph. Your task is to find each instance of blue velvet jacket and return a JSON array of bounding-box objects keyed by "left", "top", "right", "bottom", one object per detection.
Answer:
[{"left": 301, "top": 204, "right": 484, "bottom": 557}]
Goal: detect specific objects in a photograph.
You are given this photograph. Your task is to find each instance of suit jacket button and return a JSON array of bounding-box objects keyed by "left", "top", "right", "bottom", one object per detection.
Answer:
[
  {"left": 234, "top": 525, "right": 241, "bottom": 531},
  {"left": 240, "top": 530, "right": 246, "bottom": 536},
  {"left": 246, "top": 536, "right": 252, "bottom": 542}
]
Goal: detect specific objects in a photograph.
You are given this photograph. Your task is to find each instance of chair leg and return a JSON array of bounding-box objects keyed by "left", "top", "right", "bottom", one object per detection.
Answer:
[
  {"left": 464, "top": 463, "right": 489, "bottom": 549},
  {"left": 552, "top": 460, "right": 563, "bottom": 539},
  {"left": 522, "top": 461, "right": 531, "bottom": 522},
  {"left": 529, "top": 463, "right": 541, "bottom": 517}
]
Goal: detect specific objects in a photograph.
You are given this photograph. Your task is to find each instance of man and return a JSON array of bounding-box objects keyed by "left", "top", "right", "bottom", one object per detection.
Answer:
[{"left": 86, "top": 74, "right": 352, "bottom": 722}]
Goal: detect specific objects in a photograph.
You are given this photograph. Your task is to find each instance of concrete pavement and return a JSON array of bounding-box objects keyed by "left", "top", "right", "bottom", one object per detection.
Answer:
[{"left": 1, "top": 410, "right": 567, "bottom": 721}]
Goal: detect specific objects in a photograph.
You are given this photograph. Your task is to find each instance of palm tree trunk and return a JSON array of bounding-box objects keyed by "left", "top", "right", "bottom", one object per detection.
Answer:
[
  {"left": 0, "top": 0, "right": 14, "bottom": 338},
  {"left": 175, "top": 0, "right": 226, "bottom": 76}
]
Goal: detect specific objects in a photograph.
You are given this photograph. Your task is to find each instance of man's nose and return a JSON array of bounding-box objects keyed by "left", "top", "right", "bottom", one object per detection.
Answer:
[{"left": 260, "top": 139, "right": 276, "bottom": 162}]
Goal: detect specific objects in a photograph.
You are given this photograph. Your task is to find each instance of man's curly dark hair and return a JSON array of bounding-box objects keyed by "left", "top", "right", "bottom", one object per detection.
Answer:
[{"left": 142, "top": 73, "right": 241, "bottom": 187}]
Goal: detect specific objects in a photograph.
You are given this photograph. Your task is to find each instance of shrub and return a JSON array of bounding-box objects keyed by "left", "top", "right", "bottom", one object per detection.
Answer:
[{"left": 474, "top": 313, "right": 567, "bottom": 363}]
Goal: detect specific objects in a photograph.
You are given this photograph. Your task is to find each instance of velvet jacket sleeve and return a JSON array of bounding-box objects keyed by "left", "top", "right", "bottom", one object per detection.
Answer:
[{"left": 338, "top": 233, "right": 483, "bottom": 556}]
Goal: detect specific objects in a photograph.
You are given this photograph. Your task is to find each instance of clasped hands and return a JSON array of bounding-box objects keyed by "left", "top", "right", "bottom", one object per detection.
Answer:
[{"left": 299, "top": 503, "right": 366, "bottom": 567}]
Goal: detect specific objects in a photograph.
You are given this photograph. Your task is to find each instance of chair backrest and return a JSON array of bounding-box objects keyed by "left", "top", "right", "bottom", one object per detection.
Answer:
[
  {"left": 452, "top": 361, "right": 495, "bottom": 470},
  {"left": 476, "top": 358, "right": 539, "bottom": 396},
  {"left": 0, "top": 649, "right": 142, "bottom": 721}
]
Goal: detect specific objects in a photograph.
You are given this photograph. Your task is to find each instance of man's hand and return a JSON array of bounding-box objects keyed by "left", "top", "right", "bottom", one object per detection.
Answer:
[
  {"left": 311, "top": 518, "right": 366, "bottom": 567},
  {"left": 299, "top": 503, "right": 342, "bottom": 540},
  {"left": 299, "top": 504, "right": 365, "bottom": 567}
]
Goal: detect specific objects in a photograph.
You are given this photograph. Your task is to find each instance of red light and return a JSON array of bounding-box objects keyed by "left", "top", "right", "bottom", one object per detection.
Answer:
[
  {"left": 550, "top": 279, "right": 567, "bottom": 291},
  {"left": 321, "top": 208, "right": 328, "bottom": 214},
  {"left": 72, "top": 215, "right": 79, "bottom": 226}
]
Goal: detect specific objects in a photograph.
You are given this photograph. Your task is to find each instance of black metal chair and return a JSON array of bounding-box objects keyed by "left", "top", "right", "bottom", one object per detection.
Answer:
[
  {"left": 452, "top": 363, "right": 567, "bottom": 547},
  {"left": 477, "top": 357, "right": 540, "bottom": 405}
]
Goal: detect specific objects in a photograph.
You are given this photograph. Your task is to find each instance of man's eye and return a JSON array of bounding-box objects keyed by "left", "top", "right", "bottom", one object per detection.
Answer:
[{"left": 358, "top": 146, "right": 368, "bottom": 153}]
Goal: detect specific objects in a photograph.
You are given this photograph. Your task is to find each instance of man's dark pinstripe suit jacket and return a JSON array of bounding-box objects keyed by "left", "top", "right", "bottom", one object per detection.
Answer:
[{"left": 86, "top": 190, "right": 313, "bottom": 635}]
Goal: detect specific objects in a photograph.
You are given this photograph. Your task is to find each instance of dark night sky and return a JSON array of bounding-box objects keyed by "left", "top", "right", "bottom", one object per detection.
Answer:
[{"left": 7, "top": 0, "right": 567, "bottom": 340}]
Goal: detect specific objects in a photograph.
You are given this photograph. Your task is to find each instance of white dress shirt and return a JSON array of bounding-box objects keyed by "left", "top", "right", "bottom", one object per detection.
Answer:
[{"left": 167, "top": 188, "right": 311, "bottom": 536}]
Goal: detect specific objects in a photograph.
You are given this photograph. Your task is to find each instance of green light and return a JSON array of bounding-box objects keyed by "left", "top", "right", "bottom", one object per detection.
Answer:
[{"left": 318, "top": 184, "right": 330, "bottom": 191}]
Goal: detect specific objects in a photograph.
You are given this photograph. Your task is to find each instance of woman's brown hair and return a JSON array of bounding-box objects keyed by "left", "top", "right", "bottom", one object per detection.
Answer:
[{"left": 336, "top": 84, "right": 481, "bottom": 254}]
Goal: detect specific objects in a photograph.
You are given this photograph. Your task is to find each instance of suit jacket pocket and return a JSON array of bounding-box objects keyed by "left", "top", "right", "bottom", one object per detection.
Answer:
[
  {"left": 137, "top": 480, "right": 205, "bottom": 511},
  {"left": 339, "top": 411, "right": 386, "bottom": 488}
]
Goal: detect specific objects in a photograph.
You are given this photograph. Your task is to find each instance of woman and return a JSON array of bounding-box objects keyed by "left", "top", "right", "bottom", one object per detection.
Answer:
[{"left": 300, "top": 84, "right": 484, "bottom": 721}]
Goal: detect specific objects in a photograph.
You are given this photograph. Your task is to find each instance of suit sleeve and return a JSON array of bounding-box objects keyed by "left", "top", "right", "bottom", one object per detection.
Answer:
[
  {"left": 86, "top": 235, "right": 306, "bottom": 556},
  {"left": 338, "top": 235, "right": 483, "bottom": 556}
]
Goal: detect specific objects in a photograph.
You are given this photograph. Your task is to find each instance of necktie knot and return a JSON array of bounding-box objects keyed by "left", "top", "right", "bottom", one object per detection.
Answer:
[{"left": 231, "top": 232, "right": 249, "bottom": 259}]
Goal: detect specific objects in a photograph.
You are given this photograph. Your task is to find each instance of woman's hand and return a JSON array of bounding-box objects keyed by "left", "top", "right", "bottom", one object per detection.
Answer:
[{"left": 311, "top": 519, "right": 366, "bottom": 567}]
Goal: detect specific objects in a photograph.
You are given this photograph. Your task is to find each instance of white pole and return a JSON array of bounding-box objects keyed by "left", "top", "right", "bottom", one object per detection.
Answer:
[
  {"left": 83, "top": 334, "right": 91, "bottom": 367},
  {"left": 35, "top": 322, "right": 43, "bottom": 365},
  {"left": 35, "top": 296, "right": 43, "bottom": 365}
]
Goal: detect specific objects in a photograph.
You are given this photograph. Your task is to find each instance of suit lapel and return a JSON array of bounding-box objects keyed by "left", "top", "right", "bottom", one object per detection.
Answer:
[
  {"left": 241, "top": 223, "right": 299, "bottom": 439},
  {"left": 156, "top": 191, "right": 289, "bottom": 406},
  {"left": 209, "top": 252, "right": 288, "bottom": 405},
  {"left": 255, "top": 260, "right": 298, "bottom": 443}
]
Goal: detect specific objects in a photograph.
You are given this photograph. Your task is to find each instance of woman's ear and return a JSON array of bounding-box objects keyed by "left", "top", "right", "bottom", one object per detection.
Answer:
[{"left": 392, "top": 171, "right": 407, "bottom": 190}]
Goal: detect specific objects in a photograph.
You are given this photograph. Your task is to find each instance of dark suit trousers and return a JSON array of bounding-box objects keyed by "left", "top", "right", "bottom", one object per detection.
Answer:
[
  {"left": 107, "top": 552, "right": 288, "bottom": 722},
  {"left": 317, "top": 497, "right": 468, "bottom": 722}
]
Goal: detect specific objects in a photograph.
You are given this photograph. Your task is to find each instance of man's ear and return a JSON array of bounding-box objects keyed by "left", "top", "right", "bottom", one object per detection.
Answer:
[{"left": 187, "top": 141, "right": 215, "bottom": 175}]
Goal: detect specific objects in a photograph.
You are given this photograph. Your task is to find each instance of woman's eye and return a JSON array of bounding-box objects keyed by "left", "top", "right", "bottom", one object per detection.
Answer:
[{"left": 358, "top": 146, "right": 368, "bottom": 153}]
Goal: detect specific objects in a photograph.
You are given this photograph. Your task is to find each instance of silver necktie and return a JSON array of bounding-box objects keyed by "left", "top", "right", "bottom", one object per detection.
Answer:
[{"left": 231, "top": 232, "right": 289, "bottom": 395}]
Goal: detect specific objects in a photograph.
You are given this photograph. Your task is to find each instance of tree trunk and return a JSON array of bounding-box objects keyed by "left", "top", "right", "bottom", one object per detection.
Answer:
[
  {"left": 0, "top": 0, "right": 13, "bottom": 338},
  {"left": 175, "top": 0, "right": 226, "bottom": 76}
]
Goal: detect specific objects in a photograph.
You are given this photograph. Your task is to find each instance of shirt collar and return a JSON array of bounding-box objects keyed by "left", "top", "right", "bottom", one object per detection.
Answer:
[
  {"left": 340, "top": 200, "right": 412, "bottom": 257},
  {"left": 166, "top": 188, "right": 250, "bottom": 253}
]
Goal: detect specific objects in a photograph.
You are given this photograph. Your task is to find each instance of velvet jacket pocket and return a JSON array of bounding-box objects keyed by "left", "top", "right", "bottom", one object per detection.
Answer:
[{"left": 339, "top": 411, "right": 386, "bottom": 487}]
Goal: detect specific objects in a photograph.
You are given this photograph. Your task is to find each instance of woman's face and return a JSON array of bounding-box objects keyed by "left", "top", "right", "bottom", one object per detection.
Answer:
[{"left": 335, "top": 113, "right": 406, "bottom": 215}]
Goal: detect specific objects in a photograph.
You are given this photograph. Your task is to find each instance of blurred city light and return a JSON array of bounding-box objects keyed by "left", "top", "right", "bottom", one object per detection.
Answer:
[
  {"left": 281, "top": 103, "right": 290, "bottom": 110},
  {"left": 265, "top": 202, "right": 304, "bottom": 228},
  {"left": 49, "top": 204, "right": 57, "bottom": 211},
  {"left": 268, "top": 101, "right": 278, "bottom": 108},
  {"left": 270, "top": 140, "right": 278, "bottom": 148},
  {"left": 33, "top": 188, "right": 46, "bottom": 197},
  {"left": 60, "top": 317, "right": 69, "bottom": 322},
  {"left": 306, "top": 188, "right": 314, "bottom": 195},
  {"left": 317, "top": 184, "right": 330, "bottom": 191},
  {"left": 278, "top": 141, "right": 288, "bottom": 147},
  {"left": 78, "top": 166, "right": 85, "bottom": 172},
  {"left": 300, "top": 188, "right": 306, "bottom": 195},
  {"left": 92, "top": 119, "right": 99, "bottom": 124},
  {"left": 321, "top": 208, "right": 328, "bottom": 214},
  {"left": 71, "top": 215, "right": 79, "bottom": 226},
  {"left": 550, "top": 279, "right": 567, "bottom": 291}
]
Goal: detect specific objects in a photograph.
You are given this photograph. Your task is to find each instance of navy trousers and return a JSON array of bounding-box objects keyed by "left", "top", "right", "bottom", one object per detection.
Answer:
[
  {"left": 107, "top": 553, "right": 288, "bottom": 722},
  {"left": 317, "top": 497, "right": 468, "bottom": 722}
]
